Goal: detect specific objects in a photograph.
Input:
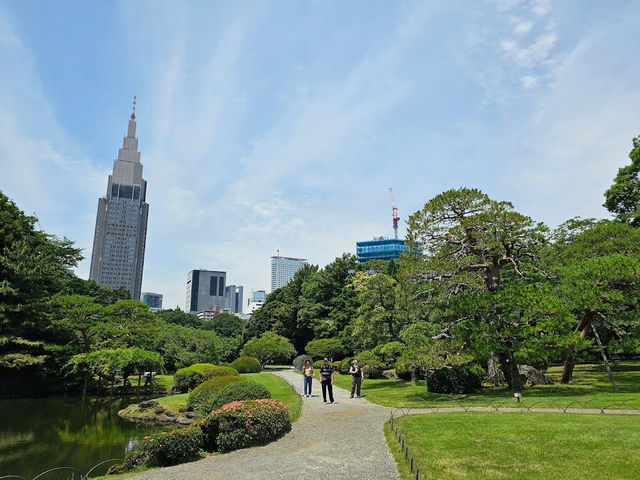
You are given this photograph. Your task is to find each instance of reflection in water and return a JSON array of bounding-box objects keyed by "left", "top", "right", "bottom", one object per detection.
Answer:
[{"left": 0, "top": 396, "right": 165, "bottom": 479}]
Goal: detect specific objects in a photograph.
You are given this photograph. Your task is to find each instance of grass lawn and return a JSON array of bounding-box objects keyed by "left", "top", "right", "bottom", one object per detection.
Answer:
[
  {"left": 153, "top": 374, "right": 174, "bottom": 392},
  {"left": 387, "top": 412, "right": 640, "bottom": 480},
  {"left": 151, "top": 372, "right": 301, "bottom": 421},
  {"left": 334, "top": 362, "right": 640, "bottom": 409}
]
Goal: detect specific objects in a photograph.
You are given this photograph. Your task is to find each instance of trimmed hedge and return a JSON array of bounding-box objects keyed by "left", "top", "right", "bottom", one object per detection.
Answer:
[
  {"left": 229, "top": 356, "right": 261, "bottom": 373},
  {"left": 200, "top": 399, "right": 291, "bottom": 452},
  {"left": 426, "top": 364, "right": 485, "bottom": 394},
  {"left": 107, "top": 426, "right": 203, "bottom": 473},
  {"left": 356, "top": 350, "right": 386, "bottom": 379},
  {"left": 338, "top": 357, "right": 354, "bottom": 375},
  {"left": 174, "top": 364, "right": 239, "bottom": 392},
  {"left": 210, "top": 380, "right": 271, "bottom": 410},
  {"left": 188, "top": 375, "right": 245, "bottom": 415}
]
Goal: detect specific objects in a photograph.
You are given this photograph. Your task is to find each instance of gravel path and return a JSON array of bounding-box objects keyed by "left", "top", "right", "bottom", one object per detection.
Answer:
[{"left": 130, "top": 370, "right": 399, "bottom": 480}]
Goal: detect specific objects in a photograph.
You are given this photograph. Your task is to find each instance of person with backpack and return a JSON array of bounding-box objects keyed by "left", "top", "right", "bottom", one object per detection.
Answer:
[{"left": 318, "top": 357, "right": 335, "bottom": 403}]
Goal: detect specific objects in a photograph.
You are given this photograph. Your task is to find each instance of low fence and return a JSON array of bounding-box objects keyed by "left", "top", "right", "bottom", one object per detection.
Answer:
[
  {"left": 0, "top": 459, "right": 122, "bottom": 480},
  {"left": 387, "top": 397, "right": 640, "bottom": 479}
]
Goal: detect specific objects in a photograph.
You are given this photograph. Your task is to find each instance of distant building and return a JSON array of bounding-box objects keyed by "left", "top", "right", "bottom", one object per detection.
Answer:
[
  {"left": 356, "top": 237, "right": 409, "bottom": 263},
  {"left": 186, "top": 270, "right": 226, "bottom": 313},
  {"left": 89, "top": 99, "right": 148, "bottom": 300},
  {"left": 271, "top": 255, "right": 307, "bottom": 291},
  {"left": 246, "top": 289, "right": 267, "bottom": 316},
  {"left": 142, "top": 292, "right": 163, "bottom": 312},
  {"left": 224, "top": 285, "right": 244, "bottom": 314},
  {"left": 197, "top": 306, "right": 222, "bottom": 322}
]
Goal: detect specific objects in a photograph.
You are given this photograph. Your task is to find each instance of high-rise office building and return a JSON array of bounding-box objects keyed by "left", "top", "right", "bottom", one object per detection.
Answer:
[
  {"left": 355, "top": 237, "right": 409, "bottom": 263},
  {"left": 224, "top": 285, "right": 244, "bottom": 314},
  {"left": 246, "top": 289, "right": 267, "bottom": 315},
  {"left": 186, "top": 270, "right": 226, "bottom": 313},
  {"left": 271, "top": 255, "right": 307, "bottom": 291},
  {"left": 142, "top": 292, "right": 163, "bottom": 312},
  {"left": 89, "top": 98, "right": 149, "bottom": 300}
]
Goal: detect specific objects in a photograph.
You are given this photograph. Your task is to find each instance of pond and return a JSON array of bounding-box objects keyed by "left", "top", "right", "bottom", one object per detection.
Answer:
[{"left": 0, "top": 396, "right": 167, "bottom": 479}]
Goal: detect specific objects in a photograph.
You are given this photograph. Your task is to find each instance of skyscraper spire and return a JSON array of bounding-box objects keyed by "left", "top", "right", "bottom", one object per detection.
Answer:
[{"left": 131, "top": 95, "right": 136, "bottom": 120}]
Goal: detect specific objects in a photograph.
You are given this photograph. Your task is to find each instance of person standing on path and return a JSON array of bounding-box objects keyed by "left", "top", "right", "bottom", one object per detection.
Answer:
[
  {"left": 349, "top": 358, "right": 364, "bottom": 398},
  {"left": 302, "top": 359, "right": 314, "bottom": 397},
  {"left": 318, "top": 357, "right": 334, "bottom": 403}
]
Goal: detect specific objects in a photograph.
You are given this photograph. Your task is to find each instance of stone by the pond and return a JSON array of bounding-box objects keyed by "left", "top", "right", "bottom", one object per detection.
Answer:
[
  {"left": 165, "top": 410, "right": 175, "bottom": 417},
  {"left": 177, "top": 417, "right": 194, "bottom": 425},
  {"left": 185, "top": 411, "right": 195, "bottom": 418},
  {"left": 178, "top": 406, "right": 189, "bottom": 413},
  {"left": 154, "top": 406, "right": 165, "bottom": 414},
  {"left": 138, "top": 400, "right": 159, "bottom": 410},
  {"left": 518, "top": 365, "right": 554, "bottom": 386}
]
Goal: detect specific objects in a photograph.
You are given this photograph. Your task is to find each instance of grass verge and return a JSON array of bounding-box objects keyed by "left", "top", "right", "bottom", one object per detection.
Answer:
[
  {"left": 334, "top": 362, "right": 640, "bottom": 409},
  {"left": 386, "top": 412, "right": 640, "bottom": 480}
]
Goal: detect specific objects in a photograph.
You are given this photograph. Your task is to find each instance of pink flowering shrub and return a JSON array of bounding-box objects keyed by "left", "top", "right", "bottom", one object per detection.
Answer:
[
  {"left": 107, "top": 426, "right": 203, "bottom": 474},
  {"left": 200, "top": 399, "right": 291, "bottom": 452}
]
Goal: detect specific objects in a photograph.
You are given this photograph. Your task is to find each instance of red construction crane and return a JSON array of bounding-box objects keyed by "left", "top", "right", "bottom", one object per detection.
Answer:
[{"left": 389, "top": 188, "right": 399, "bottom": 239}]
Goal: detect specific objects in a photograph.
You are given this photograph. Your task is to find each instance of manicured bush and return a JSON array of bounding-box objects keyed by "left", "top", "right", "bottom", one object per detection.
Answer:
[
  {"left": 426, "top": 364, "right": 485, "bottom": 394},
  {"left": 356, "top": 350, "right": 386, "bottom": 379},
  {"left": 108, "top": 426, "right": 203, "bottom": 473},
  {"left": 188, "top": 375, "right": 245, "bottom": 415},
  {"left": 313, "top": 360, "right": 340, "bottom": 370},
  {"left": 338, "top": 357, "right": 355, "bottom": 375},
  {"left": 174, "top": 363, "right": 239, "bottom": 392},
  {"left": 229, "top": 356, "right": 261, "bottom": 373},
  {"left": 210, "top": 380, "right": 271, "bottom": 410},
  {"left": 200, "top": 399, "right": 291, "bottom": 452}
]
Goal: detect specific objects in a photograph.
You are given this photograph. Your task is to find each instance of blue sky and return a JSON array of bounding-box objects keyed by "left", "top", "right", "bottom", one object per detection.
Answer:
[{"left": 1, "top": 0, "right": 639, "bottom": 310}]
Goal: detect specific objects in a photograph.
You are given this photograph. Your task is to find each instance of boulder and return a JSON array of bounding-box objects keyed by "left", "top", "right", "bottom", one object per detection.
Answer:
[
  {"left": 518, "top": 365, "right": 554, "bottom": 386},
  {"left": 138, "top": 400, "right": 159, "bottom": 410},
  {"left": 185, "top": 411, "right": 195, "bottom": 418},
  {"left": 177, "top": 416, "right": 194, "bottom": 425},
  {"left": 156, "top": 414, "right": 174, "bottom": 423},
  {"left": 164, "top": 410, "right": 176, "bottom": 417},
  {"left": 293, "top": 355, "right": 313, "bottom": 371},
  {"left": 178, "top": 406, "right": 189, "bottom": 413},
  {"left": 154, "top": 406, "right": 165, "bottom": 414}
]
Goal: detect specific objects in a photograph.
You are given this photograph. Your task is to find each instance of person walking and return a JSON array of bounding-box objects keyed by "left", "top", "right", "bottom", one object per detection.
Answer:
[
  {"left": 302, "top": 359, "right": 314, "bottom": 397},
  {"left": 318, "top": 357, "right": 334, "bottom": 403},
  {"left": 349, "top": 358, "right": 364, "bottom": 398}
]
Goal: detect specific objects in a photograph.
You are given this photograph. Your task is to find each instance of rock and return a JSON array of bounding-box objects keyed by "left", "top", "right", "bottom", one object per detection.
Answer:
[
  {"left": 185, "top": 411, "right": 195, "bottom": 418},
  {"left": 156, "top": 414, "right": 174, "bottom": 423},
  {"left": 138, "top": 400, "right": 159, "bottom": 410},
  {"left": 154, "top": 406, "right": 165, "bottom": 414},
  {"left": 164, "top": 410, "right": 176, "bottom": 417},
  {"left": 178, "top": 406, "right": 189, "bottom": 413},
  {"left": 177, "top": 417, "right": 194, "bottom": 425},
  {"left": 518, "top": 365, "right": 554, "bottom": 386},
  {"left": 292, "top": 354, "right": 313, "bottom": 371},
  {"left": 382, "top": 370, "right": 397, "bottom": 379}
]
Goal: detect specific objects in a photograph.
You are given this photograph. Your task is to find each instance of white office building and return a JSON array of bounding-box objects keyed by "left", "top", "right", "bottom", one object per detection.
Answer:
[{"left": 270, "top": 255, "right": 307, "bottom": 291}]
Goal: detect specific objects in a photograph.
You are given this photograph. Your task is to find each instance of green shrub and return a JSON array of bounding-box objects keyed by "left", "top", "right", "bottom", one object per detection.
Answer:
[
  {"left": 356, "top": 350, "right": 386, "bottom": 379},
  {"left": 426, "top": 364, "right": 485, "bottom": 394},
  {"left": 313, "top": 360, "right": 340, "bottom": 370},
  {"left": 338, "top": 357, "right": 355, "bottom": 375},
  {"left": 108, "top": 426, "right": 203, "bottom": 473},
  {"left": 188, "top": 375, "right": 245, "bottom": 415},
  {"left": 229, "top": 356, "right": 261, "bottom": 373},
  {"left": 210, "top": 380, "right": 271, "bottom": 410},
  {"left": 200, "top": 399, "right": 291, "bottom": 452},
  {"left": 174, "top": 364, "right": 239, "bottom": 392},
  {"left": 372, "top": 341, "right": 406, "bottom": 369}
]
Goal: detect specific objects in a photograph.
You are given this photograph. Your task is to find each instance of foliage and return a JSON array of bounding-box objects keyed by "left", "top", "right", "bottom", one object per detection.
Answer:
[
  {"left": 338, "top": 357, "right": 355, "bottom": 374},
  {"left": 207, "top": 312, "right": 244, "bottom": 337},
  {"left": 174, "top": 364, "right": 239, "bottom": 392},
  {"left": 200, "top": 399, "right": 291, "bottom": 452},
  {"left": 355, "top": 350, "right": 386, "bottom": 379},
  {"left": 155, "top": 308, "right": 204, "bottom": 328},
  {"left": 372, "top": 341, "right": 406, "bottom": 369},
  {"left": 108, "top": 426, "right": 203, "bottom": 473},
  {"left": 241, "top": 331, "right": 296, "bottom": 368},
  {"left": 229, "top": 356, "right": 262, "bottom": 373},
  {"left": 426, "top": 364, "right": 485, "bottom": 394},
  {"left": 305, "top": 338, "right": 347, "bottom": 361},
  {"left": 188, "top": 375, "right": 245, "bottom": 415},
  {"left": 210, "top": 380, "right": 271, "bottom": 410},
  {"left": 603, "top": 134, "right": 640, "bottom": 226},
  {"left": 153, "top": 324, "right": 223, "bottom": 372}
]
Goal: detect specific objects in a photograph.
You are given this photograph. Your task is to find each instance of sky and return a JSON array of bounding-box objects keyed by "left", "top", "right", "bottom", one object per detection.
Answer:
[{"left": 1, "top": 0, "right": 639, "bottom": 310}]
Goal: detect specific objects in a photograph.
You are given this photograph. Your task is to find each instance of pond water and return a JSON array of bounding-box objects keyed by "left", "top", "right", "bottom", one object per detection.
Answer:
[{"left": 0, "top": 396, "right": 167, "bottom": 479}]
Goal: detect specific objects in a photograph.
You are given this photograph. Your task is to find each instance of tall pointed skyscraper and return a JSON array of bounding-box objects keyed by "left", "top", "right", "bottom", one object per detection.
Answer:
[{"left": 89, "top": 97, "right": 149, "bottom": 300}]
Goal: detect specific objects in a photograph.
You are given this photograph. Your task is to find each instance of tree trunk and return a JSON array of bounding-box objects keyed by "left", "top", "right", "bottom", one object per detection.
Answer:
[
  {"left": 561, "top": 316, "right": 592, "bottom": 384},
  {"left": 487, "top": 353, "right": 504, "bottom": 386},
  {"left": 137, "top": 372, "right": 142, "bottom": 398},
  {"left": 498, "top": 351, "right": 524, "bottom": 391},
  {"left": 591, "top": 323, "right": 617, "bottom": 389}
]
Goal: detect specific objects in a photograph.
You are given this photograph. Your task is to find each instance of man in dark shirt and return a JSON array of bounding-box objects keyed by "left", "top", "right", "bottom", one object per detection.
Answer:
[
  {"left": 349, "top": 358, "right": 364, "bottom": 398},
  {"left": 318, "top": 357, "right": 335, "bottom": 403}
]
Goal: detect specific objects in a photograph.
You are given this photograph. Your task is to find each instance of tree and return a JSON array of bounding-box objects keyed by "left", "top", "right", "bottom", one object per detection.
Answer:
[
  {"left": 604, "top": 134, "right": 640, "bottom": 225},
  {"left": 156, "top": 308, "right": 203, "bottom": 328},
  {"left": 351, "top": 272, "right": 406, "bottom": 350},
  {"left": 305, "top": 338, "right": 347, "bottom": 360},
  {"left": 549, "top": 220, "right": 640, "bottom": 385},
  {"left": 404, "top": 188, "right": 572, "bottom": 391},
  {"left": 208, "top": 312, "right": 243, "bottom": 337},
  {"left": 241, "top": 331, "right": 296, "bottom": 368}
]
